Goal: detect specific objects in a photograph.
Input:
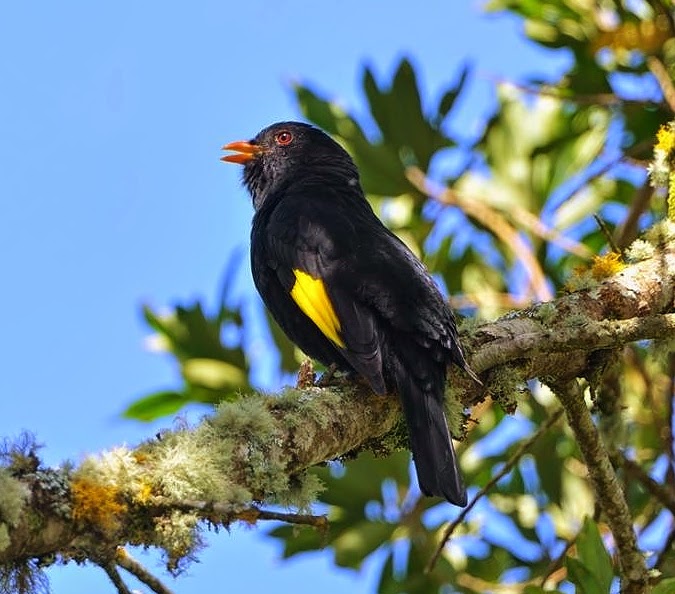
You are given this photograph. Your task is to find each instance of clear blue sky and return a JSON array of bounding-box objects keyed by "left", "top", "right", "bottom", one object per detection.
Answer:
[{"left": 0, "top": 2, "right": 567, "bottom": 592}]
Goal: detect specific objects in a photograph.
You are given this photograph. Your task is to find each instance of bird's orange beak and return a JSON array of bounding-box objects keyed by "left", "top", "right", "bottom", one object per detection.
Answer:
[{"left": 220, "top": 141, "right": 262, "bottom": 164}]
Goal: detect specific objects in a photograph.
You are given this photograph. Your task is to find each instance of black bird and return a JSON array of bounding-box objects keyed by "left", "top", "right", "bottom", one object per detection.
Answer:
[{"left": 221, "top": 121, "right": 477, "bottom": 506}]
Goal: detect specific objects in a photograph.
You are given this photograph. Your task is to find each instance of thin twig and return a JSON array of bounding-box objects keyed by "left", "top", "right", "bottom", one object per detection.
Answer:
[
  {"left": 244, "top": 507, "right": 328, "bottom": 527},
  {"left": 647, "top": 56, "right": 675, "bottom": 114},
  {"left": 593, "top": 213, "right": 622, "bottom": 254},
  {"left": 614, "top": 182, "right": 654, "bottom": 250},
  {"left": 100, "top": 561, "right": 133, "bottom": 594},
  {"left": 156, "top": 498, "right": 328, "bottom": 529},
  {"left": 407, "top": 167, "right": 552, "bottom": 301},
  {"left": 551, "top": 380, "right": 648, "bottom": 593},
  {"left": 492, "top": 78, "right": 662, "bottom": 109},
  {"left": 508, "top": 204, "right": 593, "bottom": 259},
  {"left": 666, "top": 353, "right": 675, "bottom": 483},
  {"left": 116, "top": 548, "right": 175, "bottom": 594},
  {"left": 612, "top": 453, "right": 675, "bottom": 516},
  {"left": 426, "top": 407, "right": 565, "bottom": 572}
]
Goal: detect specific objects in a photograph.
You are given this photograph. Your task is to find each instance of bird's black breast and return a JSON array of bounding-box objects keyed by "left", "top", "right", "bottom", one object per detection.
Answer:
[{"left": 249, "top": 179, "right": 470, "bottom": 390}]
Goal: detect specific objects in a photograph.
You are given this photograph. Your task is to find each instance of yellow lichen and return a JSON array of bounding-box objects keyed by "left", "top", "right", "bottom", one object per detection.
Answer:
[
  {"left": 590, "top": 252, "right": 625, "bottom": 280},
  {"left": 133, "top": 482, "right": 154, "bottom": 505},
  {"left": 132, "top": 451, "right": 149, "bottom": 465},
  {"left": 71, "top": 478, "right": 127, "bottom": 533},
  {"left": 650, "top": 122, "right": 675, "bottom": 220},
  {"left": 656, "top": 123, "right": 675, "bottom": 156}
]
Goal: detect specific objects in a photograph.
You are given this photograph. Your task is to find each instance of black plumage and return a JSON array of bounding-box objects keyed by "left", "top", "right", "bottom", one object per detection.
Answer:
[{"left": 222, "top": 121, "right": 477, "bottom": 506}]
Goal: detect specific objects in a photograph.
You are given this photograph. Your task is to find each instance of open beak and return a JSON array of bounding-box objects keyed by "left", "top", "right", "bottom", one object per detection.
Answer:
[{"left": 220, "top": 141, "right": 262, "bottom": 164}]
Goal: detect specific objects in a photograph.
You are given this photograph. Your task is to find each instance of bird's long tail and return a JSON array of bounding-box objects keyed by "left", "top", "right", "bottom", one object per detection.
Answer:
[{"left": 394, "top": 358, "right": 467, "bottom": 506}]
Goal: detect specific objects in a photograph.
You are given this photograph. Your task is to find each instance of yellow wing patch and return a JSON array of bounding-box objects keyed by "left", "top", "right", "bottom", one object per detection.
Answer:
[{"left": 290, "top": 269, "right": 345, "bottom": 348}]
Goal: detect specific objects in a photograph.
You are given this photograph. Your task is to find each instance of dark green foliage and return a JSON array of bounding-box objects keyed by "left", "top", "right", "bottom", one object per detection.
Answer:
[{"left": 565, "top": 518, "right": 616, "bottom": 594}]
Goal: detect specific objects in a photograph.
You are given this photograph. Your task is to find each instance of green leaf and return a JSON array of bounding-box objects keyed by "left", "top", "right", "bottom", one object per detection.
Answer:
[
  {"left": 567, "top": 557, "right": 607, "bottom": 594},
  {"left": 333, "top": 521, "right": 395, "bottom": 569},
  {"left": 268, "top": 523, "right": 325, "bottom": 559},
  {"left": 122, "top": 391, "right": 189, "bottom": 421},
  {"left": 437, "top": 64, "right": 469, "bottom": 121},
  {"left": 143, "top": 302, "right": 247, "bottom": 368},
  {"left": 565, "top": 517, "right": 615, "bottom": 594},
  {"left": 294, "top": 83, "right": 410, "bottom": 196},
  {"left": 182, "top": 358, "right": 247, "bottom": 390},
  {"left": 362, "top": 58, "right": 454, "bottom": 171},
  {"left": 653, "top": 578, "right": 675, "bottom": 594}
]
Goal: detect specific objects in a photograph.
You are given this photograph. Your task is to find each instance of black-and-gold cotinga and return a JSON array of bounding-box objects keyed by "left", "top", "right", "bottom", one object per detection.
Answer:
[{"left": 222, "top": 121, "right": 477, "bottom": 506}]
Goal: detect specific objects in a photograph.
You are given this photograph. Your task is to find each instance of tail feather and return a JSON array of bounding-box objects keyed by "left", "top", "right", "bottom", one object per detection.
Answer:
[{"left": 395, "top": 361, "right": 467, "bottom": 507}]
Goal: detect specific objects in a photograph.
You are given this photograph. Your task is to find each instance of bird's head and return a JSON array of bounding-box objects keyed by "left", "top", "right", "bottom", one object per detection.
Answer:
[{"left": 221, "top": 121, "right": 359, "bottom": 210}]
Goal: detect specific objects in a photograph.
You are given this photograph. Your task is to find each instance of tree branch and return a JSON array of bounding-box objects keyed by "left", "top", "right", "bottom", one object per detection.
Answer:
[
  {"left": 612, "top": 453, "right": 675, "bottom": 516},
  {"left": 1, "top": 245, "right": 675, "bottom": 579},
  {"left": 115, "top": 548, "right": 175, "bottom": 594},
  {"left": 648, "top": 56, "right": 675, "bottom": 114},
  {"left": 550, "top": 379, "right": 648, "bottom": 594}
]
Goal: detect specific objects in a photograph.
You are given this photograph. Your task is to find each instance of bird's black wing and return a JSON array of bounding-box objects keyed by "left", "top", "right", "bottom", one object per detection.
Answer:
[{"left": 262, "top": 183, "right": 388, "bottom": 394}]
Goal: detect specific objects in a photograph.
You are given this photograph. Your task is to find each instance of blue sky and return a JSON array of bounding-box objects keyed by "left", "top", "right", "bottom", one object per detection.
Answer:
[{"left": 0, "top": 2, "right": 568, "bottom": 592}]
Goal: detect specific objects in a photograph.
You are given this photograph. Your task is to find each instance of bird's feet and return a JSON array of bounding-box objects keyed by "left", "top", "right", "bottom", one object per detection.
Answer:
[{"left": 315, "top": 363, "right": 340, "bottom": 388}]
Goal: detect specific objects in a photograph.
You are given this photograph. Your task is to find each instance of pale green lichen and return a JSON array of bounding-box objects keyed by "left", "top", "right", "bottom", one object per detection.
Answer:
[
  {"left": 208, "top": 392, "right": 329, "bottom": 506},
  {"left": 565, "top": 267, "right": 597, "bottom": 292},
  {"left": 76, "top": 446, "right": 145, "bottom": 492},
  {"left": 274, "top": 387, "right": 343, "bottom": 447},
  {"left": 535, "top": 302, "right": 556, "bottom": 324},
  {"left": 0, "top": 469, "right": 28, "bottom": 529},
  {"left": 445, "top": 384, "right": 469, "bottom": 440},
  {"left": 0, "top": 524, "right": 9, "bottom": 553},
  {"left": 644, "top": 219, "right": 675, "bottom": 246},
  {"left": 457, "top": 315, "right": 481, "bottom": 335},
  {"left": 487, "top": 366, "right": 527, "bottom": 414},
  {"left": 625, "top": 238, "right": 656, "bottom": 262},
  {"left": 153, "top": 510, "right": 202, "bottom": 573},
  {"left": 209, "top": 396, "right": 289, "bottom": 498},
  {"left": 151, "top": 430, "right": 230, "bottom": 502},
  {"left": 274, "top": 471, "right": 324, "bottom": 510},
  {"left": 563, "top": 313, "right": 591, "bottom": 330}
]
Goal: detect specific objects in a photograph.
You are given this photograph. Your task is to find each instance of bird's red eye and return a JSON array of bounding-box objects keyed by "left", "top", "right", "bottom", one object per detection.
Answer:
[{"left": 275, "top": 131, "right": 293, "bottom": 146}]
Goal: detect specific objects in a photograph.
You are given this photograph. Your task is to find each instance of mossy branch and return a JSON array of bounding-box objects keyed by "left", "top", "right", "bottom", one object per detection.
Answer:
[
  {"left": 549, "top": 380, "right": 649, "bottom": 594},
  {"left": 2, "top": 242, "right": 675, "bottom": 590}
]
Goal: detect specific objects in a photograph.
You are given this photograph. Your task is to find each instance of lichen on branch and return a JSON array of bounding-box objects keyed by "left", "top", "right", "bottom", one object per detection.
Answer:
[{"left": 1, "top": 240, "right": 675, "bottom": 592}]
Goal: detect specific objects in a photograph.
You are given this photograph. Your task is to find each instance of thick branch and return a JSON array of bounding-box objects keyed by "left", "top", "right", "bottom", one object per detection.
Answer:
[
  {"left": 1, "top": 246, "right": 675, "bottom": 569},
  {"left": 461, "top": 246, "right": 675, "bottom": 402}
]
